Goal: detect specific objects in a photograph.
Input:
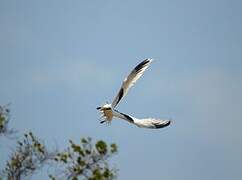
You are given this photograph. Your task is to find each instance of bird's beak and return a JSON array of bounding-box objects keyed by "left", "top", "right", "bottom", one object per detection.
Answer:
[
  {"left": 100, "top": 120, "right": 105, "bottom": 124},
  {"left": 96, "top": 107, "right": 101, "bottom": 110}
]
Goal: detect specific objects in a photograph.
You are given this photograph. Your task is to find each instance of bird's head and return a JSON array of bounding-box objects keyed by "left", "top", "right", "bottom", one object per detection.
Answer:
[
  {"left": 96, "top": 102, "right": 112, "bottom": 111},
  {"left": 103, "top": 103, "right": 111, "bottom": 109}
]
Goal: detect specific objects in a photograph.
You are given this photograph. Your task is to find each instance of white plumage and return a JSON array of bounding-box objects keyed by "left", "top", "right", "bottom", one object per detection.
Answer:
[{"left": 97, "top": 59, "right": 171, "bottom": 129}]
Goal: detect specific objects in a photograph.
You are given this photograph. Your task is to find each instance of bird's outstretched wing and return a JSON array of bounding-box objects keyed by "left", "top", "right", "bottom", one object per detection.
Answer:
[
  {"left": 111, "top": 59, "right": 153, "bottom": 108},
  {"left": 113, "top": 110, "right": 171, "bottom": 129}
]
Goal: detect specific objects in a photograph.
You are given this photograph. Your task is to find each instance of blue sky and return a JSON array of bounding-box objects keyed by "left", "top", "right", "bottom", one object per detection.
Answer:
[{"left": 0, "top": 0, "right": 242, "bottom": 179}]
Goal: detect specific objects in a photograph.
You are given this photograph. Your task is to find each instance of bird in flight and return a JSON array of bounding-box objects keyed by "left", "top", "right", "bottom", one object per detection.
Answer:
[{"left": 97, "top": 59, "right": 171, "bottom": 129}]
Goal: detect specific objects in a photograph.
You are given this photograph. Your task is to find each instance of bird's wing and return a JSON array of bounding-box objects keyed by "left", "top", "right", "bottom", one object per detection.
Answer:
[
  {"left": 113, "top": 109, "right": 135, "bottom": 124},
  {"left": 113, "top": 110, "right": 171, "bottom": 129},
  {"left": 111, "top": 59, "right": 153, "bottom": 108},
  {"left": 137, "top": 118, "right": 171, "bottom": 129}
]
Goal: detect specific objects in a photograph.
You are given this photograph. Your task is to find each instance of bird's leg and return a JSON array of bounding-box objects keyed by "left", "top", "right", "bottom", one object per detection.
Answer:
[
  {"left": 106, "top": 120, "right": 111, "bottom": 125},
  {"left": 100, "top": 120, "right": 106, "bottom": 124},
  {"left": 98, "top": 111, "right": 107, "bottom": 124}
]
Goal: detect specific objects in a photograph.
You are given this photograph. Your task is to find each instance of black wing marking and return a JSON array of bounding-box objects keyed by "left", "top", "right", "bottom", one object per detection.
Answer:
[
  {"left": 154, "top": 120, "right": 171, "bottom": 129},
  {"left": 115, "top": 88, "right": 124, "bottom": 107},
  {"left": 111, "top": 59, "right": 153, "bottom": 108},
  {"left": 134, "top": 59, "right": 150, "bottom": 72}
]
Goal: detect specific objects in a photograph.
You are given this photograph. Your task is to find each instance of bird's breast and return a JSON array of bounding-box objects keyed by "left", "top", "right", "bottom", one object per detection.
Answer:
[{"left": 103, "top": 109, "right": 113, "bottom": 121}]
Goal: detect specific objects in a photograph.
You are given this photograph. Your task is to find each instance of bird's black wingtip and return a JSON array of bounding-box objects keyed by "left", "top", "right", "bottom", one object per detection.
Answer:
[
  {"left": 96, "top": 107, "right": 101, "bottom": 110},
  {"left": 155, "top": 120, "right": 171, "bottom": 129},
  {"left": 143, "top": 58, "right": 153, "bottom": 64},
  {"left": 100, "top": 120, "right": 106, "bottom": 124},
  {"left": 135, "top": 58, "right": 152, "bottom": 71}
]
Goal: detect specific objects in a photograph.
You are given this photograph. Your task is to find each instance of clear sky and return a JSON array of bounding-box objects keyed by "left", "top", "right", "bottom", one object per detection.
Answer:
[{"left": 0, "top": 0, "right": 242, "bottom": 179}]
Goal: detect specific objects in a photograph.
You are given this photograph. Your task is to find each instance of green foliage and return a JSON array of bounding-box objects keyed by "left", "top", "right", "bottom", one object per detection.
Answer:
[
  {"left": 2, "top": 134, "right": 118, "bottom": 180},
  {"left": 0, "top": 114, "right": 5, "bottom": 129},
  {"left": 2, "top": 132, "right": 56, "bottom": 180},
  {"left": 89, "top": 167, "right": 114, "bottom": 180},
  {"left": 0, "top": 104, "right": 14, "bottom": 136},
  {"left": 96, "top": 140, "right": 107, "bottom": 154},
  {"left": 1, "top": 105, "right": 118, "bottom": 180},
  {"left": 51, "top": 138, "right": 118, "bottom": 179},
  {"left": 110, "top": 144, "right": 117, "bottom": 154}
]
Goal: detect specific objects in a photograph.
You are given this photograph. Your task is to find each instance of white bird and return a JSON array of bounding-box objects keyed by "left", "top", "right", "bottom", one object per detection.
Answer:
[{"left": 97, "top": 59, "right": 171, "bottom": 129}]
